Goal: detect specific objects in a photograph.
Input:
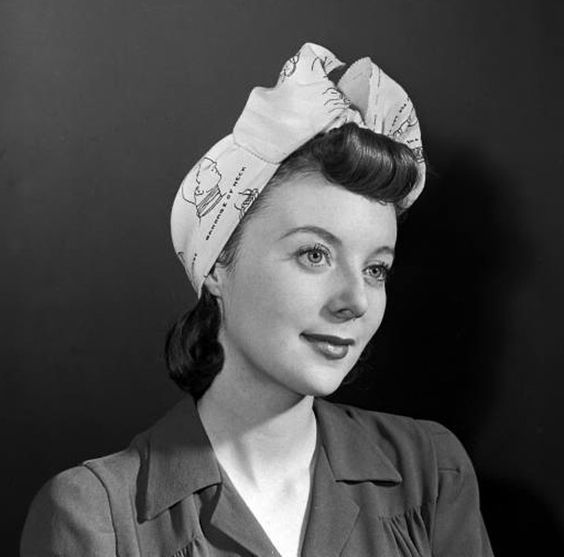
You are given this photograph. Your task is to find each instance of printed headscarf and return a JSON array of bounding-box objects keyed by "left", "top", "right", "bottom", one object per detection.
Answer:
[{"left": 171, "top": 43, "right": 425, "bottom": 296}]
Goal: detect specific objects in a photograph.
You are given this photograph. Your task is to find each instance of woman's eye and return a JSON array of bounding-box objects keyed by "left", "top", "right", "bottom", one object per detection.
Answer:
[
  {"left": 366, "top": 264, "right": 390, "bottom": 282},
  {"left": 296, "top": 244, "right": 331, "bottom": 267}
]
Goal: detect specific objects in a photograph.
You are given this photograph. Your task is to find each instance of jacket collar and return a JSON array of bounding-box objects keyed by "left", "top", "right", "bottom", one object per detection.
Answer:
[
  {"left": 313, "top": 398, "right": 402, "bottom": 484},
  {"left": 138, "top": 395, "right": 401, "bottom": 520},
  {"left": 137, "top": 395, "right": 221, "bottom": 521}
]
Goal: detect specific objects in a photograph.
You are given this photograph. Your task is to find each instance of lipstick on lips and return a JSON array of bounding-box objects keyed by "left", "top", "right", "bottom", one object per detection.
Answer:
[{"left": 301, "top": 333, "right": 354, "bottom": 360}]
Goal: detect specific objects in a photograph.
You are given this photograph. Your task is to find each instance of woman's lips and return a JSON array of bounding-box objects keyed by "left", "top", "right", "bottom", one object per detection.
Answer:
[{"left": 301, "top": 333, "right": 353, "bottom": 360}]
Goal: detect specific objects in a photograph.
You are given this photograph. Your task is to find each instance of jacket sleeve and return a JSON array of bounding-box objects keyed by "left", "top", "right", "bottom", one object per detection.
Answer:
[
  {"left": 422, "top": 421, "right": 494, "bottom": 557},
  {"left": 20, "top": 465, "right": 117, "bottom": 557}
]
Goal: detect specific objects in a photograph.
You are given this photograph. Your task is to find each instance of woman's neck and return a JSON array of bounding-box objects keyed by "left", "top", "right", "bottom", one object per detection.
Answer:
[{"left": 196, "top": 373, "right": 317, "bottom": 487}]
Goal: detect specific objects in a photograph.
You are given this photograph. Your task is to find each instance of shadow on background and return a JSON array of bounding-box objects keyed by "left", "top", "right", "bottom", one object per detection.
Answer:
[
  {"left": 480, "top": 476, "right": 564, "bottom": 555},
  {"left": 331, "top": 144, "right": 564, "bottom": 553},
  {"left": 332, "top": 144, "right": 519, "bottom": 433}
]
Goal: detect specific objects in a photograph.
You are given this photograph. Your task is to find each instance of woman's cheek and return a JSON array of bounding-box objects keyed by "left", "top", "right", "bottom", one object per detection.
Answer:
[
  {"left": 262, "top": 270, "right": 318, "bottom": 311},
  {"left": 368, "top": 290, "right": 387, "bottom": 332}
]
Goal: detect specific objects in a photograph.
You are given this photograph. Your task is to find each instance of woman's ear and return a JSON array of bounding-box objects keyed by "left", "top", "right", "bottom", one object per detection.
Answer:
[{"left": 203, "top": 263, "right": 226, "bottom": 298}]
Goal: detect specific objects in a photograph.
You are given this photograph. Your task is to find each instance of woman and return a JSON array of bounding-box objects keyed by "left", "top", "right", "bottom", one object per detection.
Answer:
[{"left": 21, "top": 43, "right": 493, "bottom": 556}]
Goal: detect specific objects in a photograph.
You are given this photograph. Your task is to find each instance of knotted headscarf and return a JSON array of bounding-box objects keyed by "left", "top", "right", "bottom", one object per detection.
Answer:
[{"left": 171, "top": 43, "right": 425, "bottom": 296}]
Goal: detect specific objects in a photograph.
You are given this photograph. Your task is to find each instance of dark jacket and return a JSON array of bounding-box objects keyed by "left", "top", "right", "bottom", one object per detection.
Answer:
[{"left": 21, "top": 396, "right": 493, "bottom": 556}]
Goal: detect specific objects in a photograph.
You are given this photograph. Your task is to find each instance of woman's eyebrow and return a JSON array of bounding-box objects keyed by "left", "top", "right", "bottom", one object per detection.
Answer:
[
  {"left": 279, "top": 225, "right": 395, "bottom": 257},
  {"left": 279, "top": 225, "right": 342, "bottom": 246}
]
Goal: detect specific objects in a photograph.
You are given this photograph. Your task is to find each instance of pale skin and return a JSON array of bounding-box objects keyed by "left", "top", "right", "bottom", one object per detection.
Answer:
[{"left": 199, "top": 172, "right": 397, "bottom": 557}]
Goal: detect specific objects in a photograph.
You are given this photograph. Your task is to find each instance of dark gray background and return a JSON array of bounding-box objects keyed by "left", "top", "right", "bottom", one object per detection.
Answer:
[{"left": 3, "top": 0, "right": 563, "bottom": 554}]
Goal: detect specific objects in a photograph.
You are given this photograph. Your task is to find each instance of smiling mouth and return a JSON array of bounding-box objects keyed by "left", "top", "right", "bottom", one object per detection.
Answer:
[{"left": 301, "top": 333, "right": 354, "bottom": 360}]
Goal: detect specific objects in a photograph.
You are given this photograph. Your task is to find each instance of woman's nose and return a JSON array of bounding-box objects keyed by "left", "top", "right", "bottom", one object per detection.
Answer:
[{"left": 327, "top": 268, "right": 370, "bottom": 321}]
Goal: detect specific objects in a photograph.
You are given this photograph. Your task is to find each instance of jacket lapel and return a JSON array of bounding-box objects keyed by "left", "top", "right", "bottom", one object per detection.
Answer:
[
  {"left": 301, "top": 446, "right": 359, "bottom": 557},
  {"left": 207, "top": 480, "right": 281, "bottom": 557}
]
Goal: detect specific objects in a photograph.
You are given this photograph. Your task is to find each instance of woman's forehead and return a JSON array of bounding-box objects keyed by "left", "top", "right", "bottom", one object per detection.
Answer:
[{"left": 251, "top": 174, "right": 397, "bottom": 246}]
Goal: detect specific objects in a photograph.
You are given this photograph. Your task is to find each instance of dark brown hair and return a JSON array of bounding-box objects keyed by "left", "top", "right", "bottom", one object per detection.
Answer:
[{"left": 165, "top": 123, "right": 421, "bottom": 398}]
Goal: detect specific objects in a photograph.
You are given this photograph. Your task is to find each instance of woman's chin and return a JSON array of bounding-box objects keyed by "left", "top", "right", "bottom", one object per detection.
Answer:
[
  {"left": 291, "top": 369, "right": 351, "bottom": 398},
  {"left": 303, "top": 383, "right": 342, "bottom": 398}
]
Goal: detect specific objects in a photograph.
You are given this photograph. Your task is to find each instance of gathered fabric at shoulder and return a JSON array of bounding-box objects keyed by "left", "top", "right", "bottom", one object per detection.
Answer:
[{"left": 416, "top": 419, "right": 495, "bottom": 557}]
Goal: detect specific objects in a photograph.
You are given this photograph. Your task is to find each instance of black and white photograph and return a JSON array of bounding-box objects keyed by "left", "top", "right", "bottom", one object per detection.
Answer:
[{"left": 3, "top": 1, "right": 563, "bottom": 555}]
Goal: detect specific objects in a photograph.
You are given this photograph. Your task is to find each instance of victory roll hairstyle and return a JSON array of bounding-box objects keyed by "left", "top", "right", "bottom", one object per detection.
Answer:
[{"left": 165, "top": 123, "right": 420, "bottom": 399}]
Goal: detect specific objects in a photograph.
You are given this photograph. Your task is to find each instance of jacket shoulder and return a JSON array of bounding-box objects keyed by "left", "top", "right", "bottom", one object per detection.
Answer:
[
  {"left": 327, "top": 401, "right": 473, "bottom": 484},
  {"left": 330, "top": 401, "right": 435, "bottom": 450},
  {"left": 83, "top": 444, "right": 143, "bottom": 493},
  {"left": 21, "top": 440, "right": 148, "bottom": 556},
  {"left": 27, "top": 465, "right": 111, "bottom": 514},
  {"left": 333, "top": 402, "right": 467, "bottom": 457},
  {"left": 415, "top": 418, "right": 476, "bottom": 475},
  {"left": 21, "top": 466, "right": 117, "bottom": 556}
]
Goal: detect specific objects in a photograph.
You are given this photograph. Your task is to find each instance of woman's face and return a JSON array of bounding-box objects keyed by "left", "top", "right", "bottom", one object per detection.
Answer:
[{"left": 205, "top": 172, "right": 397, "bottom": 400}]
